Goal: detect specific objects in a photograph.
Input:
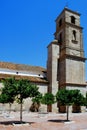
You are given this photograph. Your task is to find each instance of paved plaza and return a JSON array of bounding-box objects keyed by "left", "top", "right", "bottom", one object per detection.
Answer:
[{"left": 0, "top": 111, "right": 87, "bottom": 130}]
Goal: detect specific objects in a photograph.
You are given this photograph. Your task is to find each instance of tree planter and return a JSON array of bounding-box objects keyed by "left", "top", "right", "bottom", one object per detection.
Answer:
[
  {"left": 59, "top": 105, "right": 66, "bottom": 113},
  {"left": 72, "top": 104, "right": 81, "bottom": 113},
  {"left": 47, "top": 105, "right": 52, "bottom": 112}
]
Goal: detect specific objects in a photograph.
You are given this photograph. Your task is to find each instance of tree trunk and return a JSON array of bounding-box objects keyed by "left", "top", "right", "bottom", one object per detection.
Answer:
[
  {"left": 20, "top": 98, "right": 23, "bottom": 123},
  {"left": 9, "top": 103, "right": 11, "bottom": 114},
  {"left": 66, "top": 105, "right": 69, "bottom": 121}
]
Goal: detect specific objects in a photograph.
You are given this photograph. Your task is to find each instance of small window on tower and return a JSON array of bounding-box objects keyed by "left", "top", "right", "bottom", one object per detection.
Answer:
[
  {"left": 71, "top": 16, "right": 75, "bottom": 24},
  {"left": 72, "top": 30, "right": 76, "bottom": 40},
  {"left": 72, "top": 30, "right": 78, "bottom": 44},
  {"left": 58, "top": 33, "right": 62, "bottom": 44},
  {"left": 59, "top": 19, "right": 62, "bottom": 27}
]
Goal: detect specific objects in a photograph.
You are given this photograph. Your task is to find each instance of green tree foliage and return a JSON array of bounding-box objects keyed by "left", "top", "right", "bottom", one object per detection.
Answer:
[
  {"left": 1, "top": 78, "right": 16, "bottom": 103},
  {"left": 0, "top": 78, "right": 17, "bottom": 113},
  {"left": 71, "top": 89, "right": 85, "bottom": 106},
  {"left": 1, "top": 77, "right": 17, "bottom": 103},
  {"left": 15, "top": 79, "right": 39, "bottom": 99},
  {"left": 41, "top": 93, "right": 55, "bottom": 105},
  {"left": 86, "top": 93, "right": 87, "bottom": 106},
  {"left": 32, "top": 92, "right": 42, "bottom": 104},
  {"left": 41, "top": 93, "right": 55, "bottom": 112},
  {"left": 30, "top": 92, "right": 42, "bottom": 112},
  {"left": 56, "top": 89, "right": 73, "bottom": 106},
  {"left": 83, "top": 92, "right": 87, "bottom": 107},
  {"left": 0, "top": 93, "right": 14, "bottom": 104}
]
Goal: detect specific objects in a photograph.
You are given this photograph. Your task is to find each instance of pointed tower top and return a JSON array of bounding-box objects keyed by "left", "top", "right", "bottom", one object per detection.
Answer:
[{"left": 65, "top": 0, "right": 69, "bottom": 8}]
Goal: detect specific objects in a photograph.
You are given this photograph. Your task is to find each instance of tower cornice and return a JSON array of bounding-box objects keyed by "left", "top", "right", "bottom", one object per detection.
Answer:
[
  {"left": 59, "top": 54, "right": 87, "bottom": 62},
  {"left": 59, "top": 83, "right": 86, "bottom": 88},
  {"left": 65, "top": 22, "right": 83, "bottom": 30}
]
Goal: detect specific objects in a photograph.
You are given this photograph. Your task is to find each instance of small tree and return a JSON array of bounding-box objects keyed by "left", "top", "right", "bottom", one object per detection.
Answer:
[
  {"left": 41, "top": 93, "right": 55, "bottom": 112},
  {"left": 0, "top": 78, "right": 17, "bottom": 113},
  {"left": 71, "top": 89, "right": 85, "bottom": 113},
  {"left": 0, "top": 93, "right": 14, "bottom": 113},
  {"left": 56, "top": 89, "right": 73, "bottom": 121},
  {"left": 85, "top": 93, "right": 87, "bottom": 108},
  {"left": 15, "top": 79, "right": 39, "bottom": 122},
  {"left": 1, "top": 78, "right": 39, "bottom": 123},
  {"left": 30, "top": 92, "right": 42, "bottom": 112}
]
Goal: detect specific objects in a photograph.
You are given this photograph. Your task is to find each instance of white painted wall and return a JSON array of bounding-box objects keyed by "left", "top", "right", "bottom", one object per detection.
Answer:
[{"left": 0, "top": 68, "right": 45, "bottom": 78}]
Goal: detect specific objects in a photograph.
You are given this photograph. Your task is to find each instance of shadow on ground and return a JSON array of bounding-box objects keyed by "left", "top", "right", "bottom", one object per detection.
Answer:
[
  {"left": 48, "top": 119, "right": 71, "bottom": 123},
  {"left": 0, "top": 121, "right": 34, "bottom": 125}
]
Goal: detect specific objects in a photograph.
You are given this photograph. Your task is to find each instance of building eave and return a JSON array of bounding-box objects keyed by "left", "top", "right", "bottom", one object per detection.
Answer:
[{"left": 0, "top": 73, "right": 48, "bottom": 84}]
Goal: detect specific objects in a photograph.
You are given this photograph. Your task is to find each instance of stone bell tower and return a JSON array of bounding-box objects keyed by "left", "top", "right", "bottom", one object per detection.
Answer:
[
  {"left": 47, "top": 8, "right": 86, "bottom": 112},
  {"left": 54, "top": 8, "right": 86, "bottom": 91}
]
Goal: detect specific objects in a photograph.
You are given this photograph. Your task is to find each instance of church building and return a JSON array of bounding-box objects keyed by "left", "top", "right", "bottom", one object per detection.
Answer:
[{"left": 0, "top": 8, "right": 87, "bottom": 112}]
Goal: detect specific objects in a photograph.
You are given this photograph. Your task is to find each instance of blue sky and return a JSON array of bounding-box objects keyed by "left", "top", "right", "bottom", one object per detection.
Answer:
[{"left": 0, "top": 0, "right": 87, "bottom": 79}]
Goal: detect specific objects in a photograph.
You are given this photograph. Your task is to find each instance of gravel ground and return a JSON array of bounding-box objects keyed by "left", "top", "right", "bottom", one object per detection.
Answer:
[{"left": 0, "top": 111, "right": 87, "bottom": 130}]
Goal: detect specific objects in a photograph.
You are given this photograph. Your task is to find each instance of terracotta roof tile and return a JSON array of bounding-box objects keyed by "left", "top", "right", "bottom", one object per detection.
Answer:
[{"left": 0, "top": 61, "right": 46, "bottom": 72}]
